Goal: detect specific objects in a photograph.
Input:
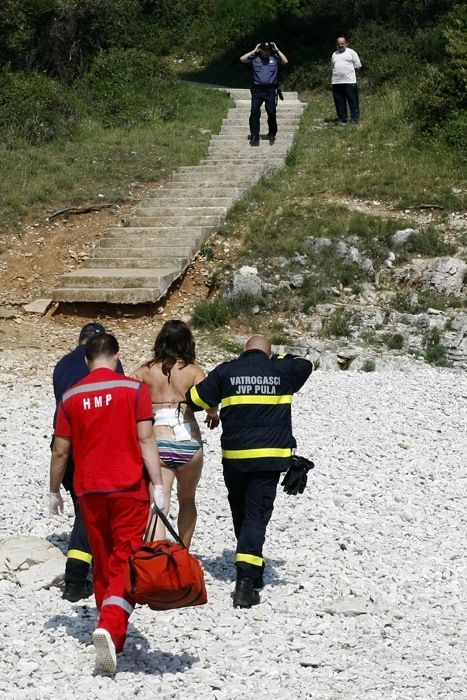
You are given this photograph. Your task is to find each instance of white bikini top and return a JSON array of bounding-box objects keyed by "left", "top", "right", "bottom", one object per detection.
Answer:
[{"left": 153, "top": 406, "right": 193, "bottom": 441}]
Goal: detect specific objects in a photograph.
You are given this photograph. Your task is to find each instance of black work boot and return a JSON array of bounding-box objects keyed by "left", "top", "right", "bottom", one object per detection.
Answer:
[
  {"left": 233, "top": 577, "right": 260, "bottom": 608},
  {"left": 267, "top": 134, "right": 276, "bottom": 144},
  {"left": 250, "top": 135, "right": 260, "bottom": 146},
  {"left": 254, "top": 572, "right": 264, "bottom": 590},
  {"left": 63, "top": 579, "right": 93, "bottom": 603}
]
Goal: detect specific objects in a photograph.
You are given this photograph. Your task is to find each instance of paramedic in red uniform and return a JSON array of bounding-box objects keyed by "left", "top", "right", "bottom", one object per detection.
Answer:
[{"left": 49, "top": 332, "right": 165, "bottom": 675}]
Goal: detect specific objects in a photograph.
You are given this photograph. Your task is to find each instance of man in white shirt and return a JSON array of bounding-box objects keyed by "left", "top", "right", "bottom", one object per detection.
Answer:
[{"left": 331, "top": 37, "right": 362, "bottom": 124}]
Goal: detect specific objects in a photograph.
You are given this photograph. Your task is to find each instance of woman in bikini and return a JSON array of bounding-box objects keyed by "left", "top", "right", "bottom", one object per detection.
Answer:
[{"left": 132, "top": 320, "right": 218, "bottom": 548}]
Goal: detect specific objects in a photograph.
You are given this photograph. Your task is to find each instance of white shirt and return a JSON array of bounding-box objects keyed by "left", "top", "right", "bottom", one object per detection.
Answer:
[{"left": 331, "top": 48, "right": 362, "bottom": 84}]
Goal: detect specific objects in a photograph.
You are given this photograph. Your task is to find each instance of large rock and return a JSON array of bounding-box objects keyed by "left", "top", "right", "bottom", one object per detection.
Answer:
[
  {"left": 355, "top": 305, "right": 385, "bottom": 328},
  {"left": 0, "top": 536, "right": 65, "bottom": 590},
  {"left": 391, "top": 228, "right": 419, "bottom": 246},
  {"left": 323, "top": 596, "right": 369, "bottom": 616},
  {"left": 289, "top": 274, "right": 304, "bottom": 288},
  {"left": 229, "top": 265, "right": 262, "bottom": 297},
  {"left": 23, "top": 298, "right": 52, "bottom": 315},
  {"left": 306, "top": 236, "right": 332, "bottom": 251},
  {"left": 421, "top": 257, "right": 466, "bottom": 295}
]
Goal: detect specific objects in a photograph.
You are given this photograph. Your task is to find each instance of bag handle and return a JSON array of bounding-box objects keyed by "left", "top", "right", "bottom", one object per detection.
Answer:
[{"left": 144, "top": 504, "right": 186, "bottom": 549}]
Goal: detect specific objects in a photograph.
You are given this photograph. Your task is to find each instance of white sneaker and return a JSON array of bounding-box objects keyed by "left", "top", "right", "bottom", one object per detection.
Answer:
[{"left": 92, "top": 628, "right": 117, "bottom": 674}]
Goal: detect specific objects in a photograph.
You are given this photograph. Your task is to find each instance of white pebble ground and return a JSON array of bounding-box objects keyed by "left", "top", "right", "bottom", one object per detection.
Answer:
[{"left": 1, "top": 349, "right": 466, "bottom": 699}]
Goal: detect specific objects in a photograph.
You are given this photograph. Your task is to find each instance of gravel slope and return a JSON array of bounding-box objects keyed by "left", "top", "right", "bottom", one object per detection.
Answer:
[{"left": 1, "top": 349, "right": 466, "bottom": 699}]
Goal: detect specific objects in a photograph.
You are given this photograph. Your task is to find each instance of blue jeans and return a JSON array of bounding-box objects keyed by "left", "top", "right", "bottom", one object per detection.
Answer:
[{"left": 332, "top": 83, "right": 360, "bottom": 123}]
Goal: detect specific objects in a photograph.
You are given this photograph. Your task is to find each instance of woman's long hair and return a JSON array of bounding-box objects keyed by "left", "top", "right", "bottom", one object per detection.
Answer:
[{"left": 147, "top": 320, "right": 196, "bottom": 379}]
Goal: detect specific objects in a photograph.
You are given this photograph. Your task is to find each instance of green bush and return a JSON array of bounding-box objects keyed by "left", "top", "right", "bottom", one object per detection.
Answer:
[
  {"left": 403, "top": 227, "right": 456, "bottom": 257},
  {"left": 192, "top": 296, "right": 233, "bottom": 329},
  {"left": 321, "top": 308, "right": 354, "bottom": 338},
  {"left": 409, "top": 5, "right": 467, "bottom": 147},
  {"left": 361, "top": 359, "right": 376, "bottom": 372},
  {"left": 78, "top": 48, "right": 178, "bottom": 127},
  {"left": 302, "top": 286, "right": 329, "bottom": 311},
  {"left": 391, "top": 292, "right": 416, "bottom": 313},
  {"left": 350, "top": 22, "right": 415, "bottom": 90},
  {"left": 192, "top": 293, "right": 261, "bottom": 329},
  {"left": 385, "top": 333, "right": 404, "bottom": 350},
  {"left": 0, "top": 70, "right": 78, "bottom": 144},
  {"left": 424, "top": 327, "right": 449, "bottom": 367},
  {"left": 439, "top": 111, "right": 467, "bottom": 154}
]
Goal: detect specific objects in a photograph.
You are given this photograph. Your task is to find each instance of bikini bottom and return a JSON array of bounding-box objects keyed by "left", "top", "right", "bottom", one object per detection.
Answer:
[{"left": 156, "top": 438, "right": 203, "bottom": 470}]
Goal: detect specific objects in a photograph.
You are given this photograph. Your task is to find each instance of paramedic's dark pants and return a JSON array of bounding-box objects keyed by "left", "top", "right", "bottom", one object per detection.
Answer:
[
  {"left": 249, "top": 86, "right": 277, "bottom": 138},
  {"left": 223, "top": 465, "right": 280, "bottom": 582},
  {"left": 63, "top": 460, "right": 92, "bottom": 584},
  {"left": 332, "top": 83, "right": 360, "bottom": 123}
]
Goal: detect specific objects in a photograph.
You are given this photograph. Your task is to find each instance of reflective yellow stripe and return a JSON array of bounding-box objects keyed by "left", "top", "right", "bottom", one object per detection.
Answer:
[
  {"left": 276, "top": 354, "right": 285, "bottom": 359},
  {"left": 190, "top": 385, "right": 210, "bottom": 410},
  {"left": 235, "top": 553, "right": 264, "bottom": 567},
  {"left": 221, "top": 394, "right": 293, "bottom": 407},
  {"left": 67, "top": 549, "right": 92, "bottom": 564},
  {"left": 222, "top": 447, "right": 292, "bottom": 459}
]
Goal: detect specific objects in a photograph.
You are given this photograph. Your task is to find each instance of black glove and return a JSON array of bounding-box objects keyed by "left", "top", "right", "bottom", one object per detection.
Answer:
[
  {"left": 277, "top": 89, "right": 284, "bottom": 101},
  {"left": 281, "top": 455, "right": 314, "bottom": 495}
]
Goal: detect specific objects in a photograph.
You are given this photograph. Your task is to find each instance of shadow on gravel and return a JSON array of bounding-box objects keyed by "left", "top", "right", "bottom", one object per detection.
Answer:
[
  {"left": 199, "top": 548, "right": 288, "bottom": 587},
  {"left": 46, "top": 608, "right": 198, "bottom": 676}
]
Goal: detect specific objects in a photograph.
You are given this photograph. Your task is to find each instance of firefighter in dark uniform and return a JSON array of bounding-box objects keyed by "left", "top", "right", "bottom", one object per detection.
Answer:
[
  {"left": 186, "top": 334, "right": 312, "bottom": 608},
  {"left": 51, "top": 322, "right": 124, "bottom": 602}
]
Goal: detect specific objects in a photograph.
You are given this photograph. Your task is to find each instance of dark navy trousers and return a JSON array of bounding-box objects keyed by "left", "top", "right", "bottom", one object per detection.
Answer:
[
  {"left": 223, "top": 465, "right": 280, "bottom": 582},
  {"left": 249, "top": 85, "right": 278, "bottom": 138},
  {"left": 63, "top": 458, "right": 92, "bottom": 584},
  {"left": 332, "top": 83, "right": 360, "bottom": 123}
]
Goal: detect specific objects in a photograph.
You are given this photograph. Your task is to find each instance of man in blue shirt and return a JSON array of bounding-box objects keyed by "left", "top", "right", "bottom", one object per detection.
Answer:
[
  {"left": 240, "top": 41, "right": 288, "bottom": 145},
  {"left": 51, "top": 322, "right": 124, "bottom": 602}
]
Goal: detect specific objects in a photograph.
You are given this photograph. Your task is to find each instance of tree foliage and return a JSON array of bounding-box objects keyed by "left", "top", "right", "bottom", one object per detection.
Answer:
[{"left": 0, "top": 0, "right": 465, "bottom": 147}]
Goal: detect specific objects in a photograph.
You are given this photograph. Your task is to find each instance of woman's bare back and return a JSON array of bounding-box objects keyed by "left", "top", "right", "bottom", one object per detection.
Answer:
[
  {"left": 134, "top": 361, "right": 205, "bottom": 405},
  {"left": 133, "top": 361, "right": 205, "bottom": 440}
]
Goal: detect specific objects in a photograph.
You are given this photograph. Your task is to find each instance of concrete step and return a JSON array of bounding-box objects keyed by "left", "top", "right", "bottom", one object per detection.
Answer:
[
  {"left": 148, "top": 185, "right": 248, "bottom": 196},
  {"left": 170, "top": 173, "right": 260, "bottom": 184},
  {"left": 127, "top": 215, "right": 222, "bottom": 228},
  {"left": 226, "top": 109, "right": 304, "bottom": 114},
  {"left": 207, "top": 148, "right": 288, "bottom": 157},
  {"left": 233, "top": 99, "right": 304, "bottom": 107},
  {"left": 56, "top": 268, "right": 179, "bottom": 290},
  {"left": 86, "top": 257, "right": 189, "bottom": 269},
  {"left": 96, "top": 240, "right": 196, "bottom": 253},
  {"left": 211, "top": 134, "right": 296, "bottom": 140},
  {"left": 211, "top": 133, "right": 295, "bottom": 141},
  {"left": 140, "top": 197, "right": 235, "bottom": 207},
  {"left": 228, "top": 90, "right": 300, "bottom": 100},
  {"left": 127, "top": 213, "right": 223, "bottom": 225},
  {"left": 175, "top": 163, "right": 280, "bottom": 174},
  {"left": 111, "top": 226, "right": 210, "bottom": 236},
  {"left": 52, "top": 287, "right": 167, "bottom": 304},
  {"left": 224, "top": 113, "right": 303, "bottom": 121},
  {"left": 198, "top": 157, "right": 280, "bottom": 164},
  {"left": 224, "top": 119, "right": 303, "bottom": 126},
  {"left": 134, "top": 206, "right": 228, "bottom": 217}
]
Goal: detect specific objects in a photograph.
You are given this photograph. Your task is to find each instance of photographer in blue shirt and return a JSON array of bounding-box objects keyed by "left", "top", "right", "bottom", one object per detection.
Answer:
[{"left": 240, "top": 41, "right": 288, "bottom": 146}]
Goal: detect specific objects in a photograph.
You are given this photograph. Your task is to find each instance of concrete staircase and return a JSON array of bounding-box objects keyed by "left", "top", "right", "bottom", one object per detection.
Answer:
[{"left": 52, "top": 88, "right": 306, "bottom": 304}]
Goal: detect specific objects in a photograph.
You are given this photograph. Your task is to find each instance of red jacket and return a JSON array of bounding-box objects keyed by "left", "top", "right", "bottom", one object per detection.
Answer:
[{"left": 55, "top": 367, "right": 153, "bottom": 496}]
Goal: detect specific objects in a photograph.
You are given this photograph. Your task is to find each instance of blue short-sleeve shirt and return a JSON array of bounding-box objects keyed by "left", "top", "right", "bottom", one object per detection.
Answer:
[{"left": 250, "top": 53, "right": 280, "bottom": 86}]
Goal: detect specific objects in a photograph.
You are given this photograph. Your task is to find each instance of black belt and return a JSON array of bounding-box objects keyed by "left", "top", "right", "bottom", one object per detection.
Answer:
[{"left": 251, "top": 83, "right": 277, "bottom": 90}]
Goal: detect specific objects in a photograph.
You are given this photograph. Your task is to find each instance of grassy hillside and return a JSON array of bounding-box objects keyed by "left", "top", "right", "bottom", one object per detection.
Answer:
[
  {"left": 0, "top": 85, "right": 231, "bottom": 232},
  {"left": 192, "top": 86, "right": 466, "bottom": 342}
]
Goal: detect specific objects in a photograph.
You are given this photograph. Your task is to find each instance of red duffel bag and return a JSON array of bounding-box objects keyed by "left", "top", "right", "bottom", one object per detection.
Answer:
[{"left": 124, "top": 505, "right": 207, "bottom": 611}]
